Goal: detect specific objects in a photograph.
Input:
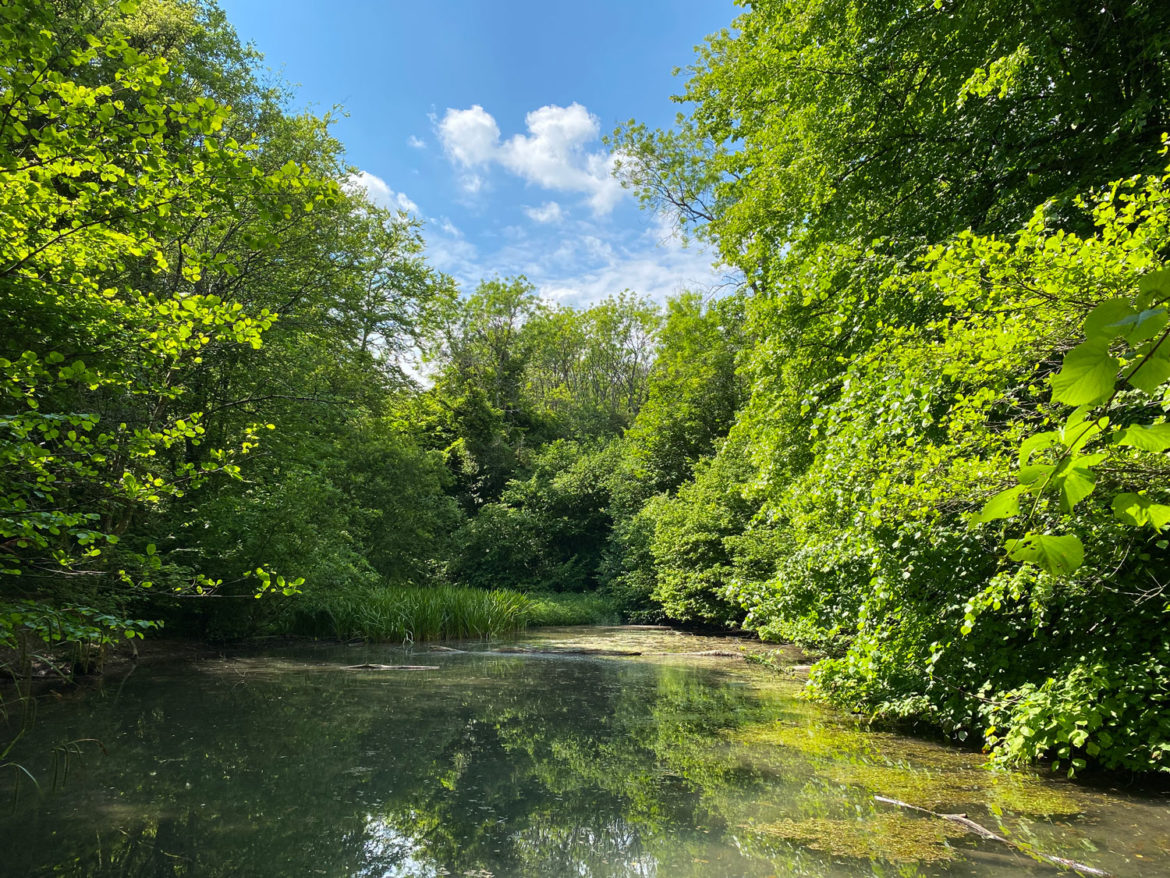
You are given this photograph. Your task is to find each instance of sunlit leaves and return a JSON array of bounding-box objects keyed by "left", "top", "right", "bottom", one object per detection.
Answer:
[
  {"left": 1004, "top": 533, "right": 1085, "bottom": 577},
  {"left": 1050, "top": 340, "right": 1118, "bottom": 406},
  {"left": 1114, "top": 423, "right": 1170, "bottom": 452},
  {"left": 1111, "top": 493, "right": 1170, "bottom": 530},
  {"left": 0, "top": 0, "right": 326, "bottom": 609}
]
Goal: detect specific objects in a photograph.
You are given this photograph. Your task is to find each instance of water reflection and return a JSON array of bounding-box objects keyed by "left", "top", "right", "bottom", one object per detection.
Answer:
[{"left": 0, "top": 628, "right": 1165, "bottom": 877}]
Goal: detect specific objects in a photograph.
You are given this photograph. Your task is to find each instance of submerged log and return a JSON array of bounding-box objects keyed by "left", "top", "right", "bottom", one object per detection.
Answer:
[
  {"left": 873, "top": 796, "right": 1110, "bottom": 877},
  {"left": 341, "top": 664, "right": 440, "bottom": 671}
]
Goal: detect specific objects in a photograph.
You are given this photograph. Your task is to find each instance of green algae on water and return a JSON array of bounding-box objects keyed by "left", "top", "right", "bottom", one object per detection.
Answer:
[
  {"left": 729, "top": 719, "right": 1087, "bottom": 817},
  {"left": 745, "top": 813, "right": 968, "bottom": 863}
]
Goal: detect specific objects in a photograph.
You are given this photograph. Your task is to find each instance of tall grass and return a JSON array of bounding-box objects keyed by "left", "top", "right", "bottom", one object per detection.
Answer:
[{"left": 285, "top": 586, "right": 618, "bottom": 642}]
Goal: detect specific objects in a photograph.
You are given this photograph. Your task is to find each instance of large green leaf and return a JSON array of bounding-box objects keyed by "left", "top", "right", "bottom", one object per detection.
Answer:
[
  {"left": 1051, "top": 339, "right": 1118, "bottom": 406},
  {"left": 1111, "top": 493, "right": 1170, "bottom": 530},
  {"left": 1137, "top": 267, "right": 1170, "bottom": 306},
  {"left": 1059, "top": 413, "right": 1107, "bottom": 455},
  {"left": 1005, "top": 532, "right": 1084, "bottom": 576},
  {"left": 972, "top": 485, "right": 1025, "bottom": 523},
  {"left": 1018, "top": 430, "right": 1059, "bottom": 466},
  {"left": 1081, "top": 298, "right": 1135, "bottom": 338},
  {"left": 1110, "top": 307, "right": 1167, "bottom": 345},
  {"left": 1126, "top": 348, "right": 1170, "bottom": 395},
  {"left": 1114, "top": 422, "right": 1170, "bottom": 452},
  {"left": 1019, "top": 463, "right": 1054, "bottom": 485},
  {"left": 1054, "top": 463, "right": 1098, "bottom": 513}
]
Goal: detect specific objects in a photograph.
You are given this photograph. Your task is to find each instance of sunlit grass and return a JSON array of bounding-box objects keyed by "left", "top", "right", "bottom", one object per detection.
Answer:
[{"left": 285, "top": 586, "right": 618, "bottom": 642}]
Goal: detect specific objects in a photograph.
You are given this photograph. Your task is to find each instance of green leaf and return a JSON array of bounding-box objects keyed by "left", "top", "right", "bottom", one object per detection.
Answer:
[
  {"left": 973, "top": 485, "right": 1025, "bottom": 523},
  {"left": 1059, "top": 414, "right": 1107, "bottom": 454},
  {"left": 1081, "top": 298, "right": 1134, "bottom": 339},
  {"left": 1019, "top": 463, "right": 1054, "bottom": 485},
  {"left": 1137, "top": 267, "right": 1170, "bottom": 306},
  {"left": 1127, "top": 348, "right": 1170, "bottom": 395},
  {"left": 1005, "top": 532, "right": 1084, "bottom": 576},
  {"left": 1111, "top": 307, "right": 1167, "bottom": 345},
  {"left": 1114, "top": 422, "right": 1170, "bottom": 452},
  {"left": 1053, "top": 463, "right": 1097, "bottom": 513},
  {"left": 1112, "top": 493, "right": 1170, "bottom": 530},
  {"left": 1051, "top": 339, "right": 1118, "bottom": 406},
  {"left": 1019, "top": 430, "right": 1059, "bottom": 466}
]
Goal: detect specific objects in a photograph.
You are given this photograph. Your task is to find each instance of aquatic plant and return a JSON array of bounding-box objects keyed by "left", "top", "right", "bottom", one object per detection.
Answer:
[{"left": 285, "top": 586, "right": 618, "bottom": 642}]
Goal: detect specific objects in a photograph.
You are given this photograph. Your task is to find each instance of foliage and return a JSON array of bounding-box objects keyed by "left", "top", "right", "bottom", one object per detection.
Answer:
[
  {"left": 0, "top": 0, "right": 457, "bottom": 654},
  {"left": 613, "top": 0, "right": 1170, "bottom": 774}
]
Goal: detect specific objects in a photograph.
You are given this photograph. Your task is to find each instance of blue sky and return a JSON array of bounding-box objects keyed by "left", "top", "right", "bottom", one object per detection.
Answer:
[{"left": 217, "top": 0, "right": 739, "bottom": 306}]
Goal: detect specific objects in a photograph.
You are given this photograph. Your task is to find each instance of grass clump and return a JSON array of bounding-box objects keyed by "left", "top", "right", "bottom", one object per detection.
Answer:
[{"left": 285, "top": 586, "right": 619, "bottom": 642}]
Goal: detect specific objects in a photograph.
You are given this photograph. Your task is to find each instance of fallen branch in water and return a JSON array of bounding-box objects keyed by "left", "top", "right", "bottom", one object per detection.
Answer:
[
  {"left": 341, "top": 664, "right": 439, "bottom": 671},
  {"left": 873, "top": 796, "right": 1110, "bottom": 877}
]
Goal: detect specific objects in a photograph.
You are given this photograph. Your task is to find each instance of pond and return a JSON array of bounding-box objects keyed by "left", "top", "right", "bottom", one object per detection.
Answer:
[{"left": 1, "top": 626, "right": 1167, "bottom": 877}]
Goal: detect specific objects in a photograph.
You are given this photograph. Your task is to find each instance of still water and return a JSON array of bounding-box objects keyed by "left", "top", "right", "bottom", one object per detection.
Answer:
[{"left": 1, "top": 627, "right": 1167, "bottom": 877}]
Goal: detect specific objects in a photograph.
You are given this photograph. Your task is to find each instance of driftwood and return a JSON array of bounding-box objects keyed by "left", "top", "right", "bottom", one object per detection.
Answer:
[
  {"left": 341, "top": 664, "right": 439, "bottom": 671},
  {"left": 873, "top": 796, "right": 1110, "bottom": 877}
]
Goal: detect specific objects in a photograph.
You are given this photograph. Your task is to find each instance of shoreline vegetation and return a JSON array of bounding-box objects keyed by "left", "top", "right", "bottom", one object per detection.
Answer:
[{"left": 2, "top": 0, "right": 1170, "bottom": 780}]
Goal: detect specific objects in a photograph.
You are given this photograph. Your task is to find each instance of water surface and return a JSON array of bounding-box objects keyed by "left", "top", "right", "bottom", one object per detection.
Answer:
[{"left": 1, "top": 627, "right": 1167, "bottom": 876}]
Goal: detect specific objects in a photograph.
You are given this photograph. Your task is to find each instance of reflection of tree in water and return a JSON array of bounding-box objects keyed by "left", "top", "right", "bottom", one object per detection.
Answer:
[
  {"left": 0, "top": 648, "right": 1124, "bottom": 878},
  {"left": 364, "top": 661, "right": 778, "bottom": 876},
  {"left": 512, "top": 817, "right": 657, "bottom": 877}
]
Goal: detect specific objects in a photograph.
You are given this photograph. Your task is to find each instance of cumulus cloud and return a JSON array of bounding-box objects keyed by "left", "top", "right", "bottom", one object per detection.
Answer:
[
  {"left": 407, "top": 134, "right": 426, "bottom": 150},
  {"left": 523, "top": 201, "right": 564, "bottom": 224},
  {"left": 346, "top": 170, "right": 419, "bottom": 214},
  {"left": 436, "top": 102, "right": 626, "bottom": 214},
  {"left": 438, "top": 105, "right": 500, "bottom": 166}
]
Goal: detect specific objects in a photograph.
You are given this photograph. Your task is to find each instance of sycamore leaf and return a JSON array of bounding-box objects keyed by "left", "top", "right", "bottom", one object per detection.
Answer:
[
  {"left": 1112, "top": 493, "right": 1170, "bottom": 530},
  {"left": 1114, "top": 422, "right": 1170, "bottom": 452},
  {"left": 1005, "top": 532, "right": 1084, "bottom": 576},
  {"left": 1051, "top": 339, "right": 1118, "bottom": 406},
  {"left": 973, "top": 485, "right": 1025, "bottom": 523}
]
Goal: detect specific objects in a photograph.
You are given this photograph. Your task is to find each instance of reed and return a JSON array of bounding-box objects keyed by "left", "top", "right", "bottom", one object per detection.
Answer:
[{"left": 285, "top": 586, "right": 617, "bottom": 642}]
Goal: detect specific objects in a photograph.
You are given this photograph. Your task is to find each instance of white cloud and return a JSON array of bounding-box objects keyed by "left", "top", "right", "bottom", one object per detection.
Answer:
[
  {"left": 534, "top": 238, "right": 732, "bottom": 308},
  {"left": 439, "top": 213, "right": 736, "bottom": 309},
  {"left": 407, "top": 134, "right": 426, "bottom": 150},
  {"left": 523, "top": 201, "right": 564, "bottom": 224},
  {"left": 437, "top": 105, "right": 501, "bottom": 167},
  {"left": 346, "top": 170, "right": 419, "bottom": 214},
  {"left": 435, "top": 102, "right": 626, "bottom": 214}
]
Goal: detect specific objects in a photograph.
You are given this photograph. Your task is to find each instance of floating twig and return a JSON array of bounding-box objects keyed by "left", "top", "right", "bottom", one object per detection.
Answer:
[{"left": 873, "top": 795, "right": 1110, "bottom": 877}]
